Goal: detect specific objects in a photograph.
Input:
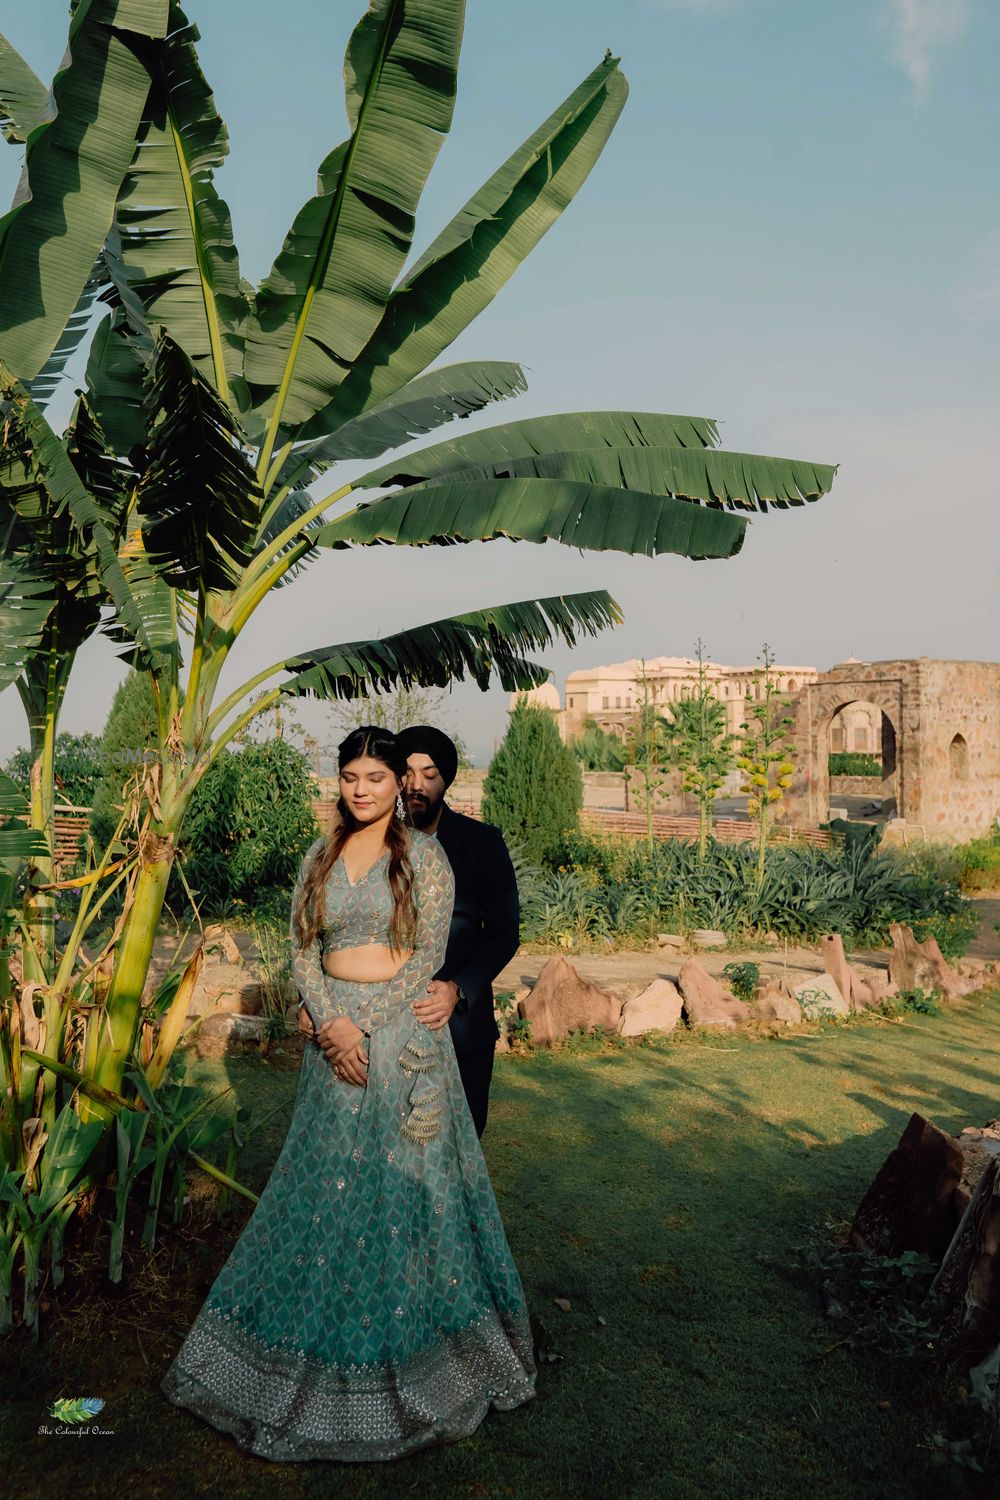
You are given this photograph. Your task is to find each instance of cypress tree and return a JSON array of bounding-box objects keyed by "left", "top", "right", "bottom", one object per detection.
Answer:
[
  {"left": 89, "top": 671, "right": 170, "bottom": 850},
  {"left": 482, "top": 700, "right": 582, "bottom": 865}
]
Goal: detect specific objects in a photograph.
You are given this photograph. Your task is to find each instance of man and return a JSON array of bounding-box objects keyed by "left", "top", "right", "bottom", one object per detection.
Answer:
[{"left": 393, "top": 724, "right": 520, "bottom": 1138}]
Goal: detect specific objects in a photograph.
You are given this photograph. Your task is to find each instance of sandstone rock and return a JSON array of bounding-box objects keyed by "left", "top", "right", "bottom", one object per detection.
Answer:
[
  {"left": 850, "top": 1111, "right": 964, "bottom": 1261},
  {"left": 656, "top": 933, "right": 685, "bottom": 950},
  {"left": 819, "top": 934, "right": 857, "bottom": 1010},
  {"left": 204, "top": 923, "right": 243, "bottom": 965},
  {"left": 619, "top": 978, "right": 683, "bottom": 1036},
  {"left": 197, "top": 1013, "right": 266, "bottom": 1043},
  {"left": 517, "top": 957, "right": 621, "bottom": 1047},
  {"left": 931, "top": 1157, "right": 1000, "bottom": 1376},
  {"left": 888, "top": 923, "right": 966, "bottom": 1001},
  {"left": 855, "top": 968, "right": 892, "bottom": 1008},
  {"left": 678, "top": 959, "right": 750, "bottom": 1028},
  {"left": 691, "top": 929, "right": 726, "bottom": 950},
  {"left": 793, "top": 972, "right": 849, "bottom": 1016},
  {"left": 754, "top": 988, "right": 802, "bottom": 1025}
]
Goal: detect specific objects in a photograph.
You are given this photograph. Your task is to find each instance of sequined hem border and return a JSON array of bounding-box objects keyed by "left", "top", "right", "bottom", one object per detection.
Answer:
[{"left": 160, "top": 1303, "right": 537, "bottom": 1462}]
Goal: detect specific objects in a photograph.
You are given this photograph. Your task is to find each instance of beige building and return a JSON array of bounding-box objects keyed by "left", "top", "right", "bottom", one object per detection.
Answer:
[{"left": 511, "top": 656, "right": 882, "bottom": 757}]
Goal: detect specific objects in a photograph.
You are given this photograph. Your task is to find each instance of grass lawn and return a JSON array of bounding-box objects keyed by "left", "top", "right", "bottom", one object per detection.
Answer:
[{"left": 6, "top": 990, "right": 1000, "bottom": 1499}]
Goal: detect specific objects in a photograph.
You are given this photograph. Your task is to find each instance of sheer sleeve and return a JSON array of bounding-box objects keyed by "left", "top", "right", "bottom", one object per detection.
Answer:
[
  {"left": 363, "top": 836, "right": 455, "bottom": 1033},
  {"left": 288, "top": 835, "right": 355, "bottom": 1028}
]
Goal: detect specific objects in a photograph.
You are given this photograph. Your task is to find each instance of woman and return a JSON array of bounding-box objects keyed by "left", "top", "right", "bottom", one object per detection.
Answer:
[{"left": 160, "top": 726, "right": 536, "bottom": 1460}]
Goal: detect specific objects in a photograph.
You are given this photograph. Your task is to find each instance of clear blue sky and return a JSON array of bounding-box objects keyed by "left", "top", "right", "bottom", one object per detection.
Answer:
[{"left": 2, "top": 0, "right": 997, "bottom": 764}]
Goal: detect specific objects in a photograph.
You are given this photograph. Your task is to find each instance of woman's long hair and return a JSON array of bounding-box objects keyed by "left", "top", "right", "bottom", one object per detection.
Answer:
[{"left": 293, "top": 725, "right": 417, "bottom": 955}]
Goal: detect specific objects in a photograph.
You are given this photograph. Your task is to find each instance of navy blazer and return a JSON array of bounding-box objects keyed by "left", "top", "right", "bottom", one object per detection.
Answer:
[{"left": 431, "top": 803, "right": 520, "bottom": 1055}]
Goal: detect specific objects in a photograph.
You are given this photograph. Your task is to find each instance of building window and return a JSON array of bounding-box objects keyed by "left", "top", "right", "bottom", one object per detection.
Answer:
[
  {"left": 615, "top": 696, "right": 621, "bottom": 708},
  {"left": 602, "top": 696, "right": 609, "bottom": 709},
  {"left": 853, "top": 728, "right": 868, "bottom": 751},
  {"left": 787, "top": 679, "right": 797, "bottom": 692},
  {"left": 950, "top": 733, "right": 969, "bottom": 780},
  {"left": 831, "top": 728, "right": 846, "bottom": 753}
]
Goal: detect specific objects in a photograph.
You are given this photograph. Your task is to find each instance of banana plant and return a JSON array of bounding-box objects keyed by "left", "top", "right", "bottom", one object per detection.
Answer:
[{"left": 0, "top": 0, "right": 837, "bottom": 1130}]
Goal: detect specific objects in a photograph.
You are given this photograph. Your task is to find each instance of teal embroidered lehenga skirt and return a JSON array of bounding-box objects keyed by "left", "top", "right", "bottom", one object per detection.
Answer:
[{"left": 160, "top": 831, "right": 536, "bottom": 1461}]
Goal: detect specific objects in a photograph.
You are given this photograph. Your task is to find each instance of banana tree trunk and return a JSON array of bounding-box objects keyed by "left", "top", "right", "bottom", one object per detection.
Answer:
[{"left": 81, "top": 831, "right": 178, "bottom": 1121}]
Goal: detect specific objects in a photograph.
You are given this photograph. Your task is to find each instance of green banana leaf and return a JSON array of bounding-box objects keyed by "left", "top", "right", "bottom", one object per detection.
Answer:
[
  {"left": 356, "top": 409, "right": 721, "bottom": 489},
  {"left": 0, "top": 365, "right": 165, "bottom": 671},
  {"left": 0, "top": 34, "right": 51, "bottom": 145},
  {"left": 0, "top": 0, "right": 169, "bottom": 379},
  {"left": 315, "top": 474, "right": 748, "bottom": 560},
  {"left": 84, "top": 307, "right": 149, "bottom": 457},
  {"left": 137, "top": 336, "right": 260, "bottom": 589},
  {"left": 306, "top": 51, "right": 626, "bottom": 440},
  {"left": 288, "top": 359, "right": 528, "bottom": 475},
  {"left": 281, "top": 589, "right": 621, "bottom": 700},
  {"left": 111, "top": 2, "right": 247, "bottom": 403},
  {"left": 245, "top": 0, "right": 465, "bottom": 434},
  {"left": 362, "top": 443, "right": 837, "bottom": 514}
]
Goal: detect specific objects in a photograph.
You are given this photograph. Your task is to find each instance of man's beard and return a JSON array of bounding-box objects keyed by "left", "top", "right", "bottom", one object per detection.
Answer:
[{"left": 406, "top": 791, "right": 443, "bottom": 829}]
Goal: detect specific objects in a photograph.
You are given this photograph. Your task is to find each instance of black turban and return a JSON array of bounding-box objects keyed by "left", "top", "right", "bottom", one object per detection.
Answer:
[{"left": 395, "top": 725, "right": 459, "bottom": 789}]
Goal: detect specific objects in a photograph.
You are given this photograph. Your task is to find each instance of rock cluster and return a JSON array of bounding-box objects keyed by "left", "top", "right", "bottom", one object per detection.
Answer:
[
  {"left": 850, "top": 1113, "right": 1000, "bottom": 1398},
  {"left": 498, "top": 925, "right": 996, "bottom": 1047}
]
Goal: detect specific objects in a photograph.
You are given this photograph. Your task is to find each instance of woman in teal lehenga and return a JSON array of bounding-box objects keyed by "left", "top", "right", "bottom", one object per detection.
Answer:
[{"left": 160, "top": 727, "right": 536, "bottom": 1460}]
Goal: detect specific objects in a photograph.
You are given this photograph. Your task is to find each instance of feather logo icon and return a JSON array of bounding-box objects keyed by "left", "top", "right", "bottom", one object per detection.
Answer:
[{"left": 49, "top": 1397, "right": 105, "bottom": 1424}]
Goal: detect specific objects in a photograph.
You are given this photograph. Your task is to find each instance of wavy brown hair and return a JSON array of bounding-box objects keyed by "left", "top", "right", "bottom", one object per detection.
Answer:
[{"left": 293, "top": 726, "right": 417, "bottom": 955}]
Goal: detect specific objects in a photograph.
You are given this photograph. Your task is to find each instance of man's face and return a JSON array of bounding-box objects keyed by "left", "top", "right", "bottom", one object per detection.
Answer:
[{"left": 403, "top": 753, "right": 447, "bottom": 828}]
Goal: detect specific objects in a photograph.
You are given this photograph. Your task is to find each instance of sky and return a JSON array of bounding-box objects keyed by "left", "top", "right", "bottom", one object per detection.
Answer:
[{"left": 1, "top": 0, "right": 998, "bottom": 766}]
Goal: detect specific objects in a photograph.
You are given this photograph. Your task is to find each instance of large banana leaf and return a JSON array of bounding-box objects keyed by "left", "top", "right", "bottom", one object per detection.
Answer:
[
  {"left": 63, "top": 394, "right": 130, "bottom": 537},
  {"left": 0, "top": 0, "right": 169, "bottom": 380},
  {"left": 315, "top": 475, "right": 748, "bottom": 560},
  {"left": 303, "top": 52, "right": 626, "bottom": 441},
  {"left": 0, "top": 556, "right": 52, "bottom": 693},
  {"left": 362, "top": 444, "right": 837, "bottom": 514},
  {"left": 289, "top": 359, "right": 528, "bottom": 474},
  {"left": 0, "top": 33, "right": 51, "bottom": 144},
  {"left": 244, "top": 0, "right": 465, "bottom": 436},
  {"left": 111, "top": 3, "right": 247, "bottom": 403},
  {"left": 26, "top": 260, "right": 109, "bottom": 408},
  {"left": 281, "top": 589, "right": 621, "bottom": 700},
  {"left": 0, "top": 365, "right": 165, "bottom": 670},
  {"left": 137, "top": 336, "right": 259, "bottom": 589},
  {"left": 84, "top": 307, "right": 149, "bottom": 457},
  {"left": 356, "top": 409, "right": 720, "bottom": 489}
]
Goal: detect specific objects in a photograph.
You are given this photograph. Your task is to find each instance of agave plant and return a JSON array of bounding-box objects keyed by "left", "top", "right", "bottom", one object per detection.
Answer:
[{"left": 0, "top": 0, "right": 837, "bottom": 1306}]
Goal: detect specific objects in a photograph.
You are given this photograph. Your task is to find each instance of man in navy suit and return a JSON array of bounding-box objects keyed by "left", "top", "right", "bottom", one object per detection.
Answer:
[{"left": 396, "top": 726, "right": 520, "bottom": 1138}]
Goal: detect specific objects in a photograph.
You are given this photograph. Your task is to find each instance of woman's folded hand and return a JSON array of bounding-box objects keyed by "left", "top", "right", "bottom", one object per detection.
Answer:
[{"left": 317, "top": 1015, "right": 368, "bottom": 1086}]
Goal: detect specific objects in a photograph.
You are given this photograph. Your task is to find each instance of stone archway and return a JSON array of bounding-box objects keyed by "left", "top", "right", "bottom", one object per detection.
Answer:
[
  {"left": 825, "top": 698, "right": 899, "bottom": 817},
  {"left": 781, "top": 659, "right": 1000, "bottom": 841},
  {"left": 781, "top": 665, "right": 909, "bottom": 830}
]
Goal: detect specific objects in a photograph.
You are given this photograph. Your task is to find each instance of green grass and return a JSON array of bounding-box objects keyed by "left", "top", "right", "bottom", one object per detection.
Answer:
[{"left": 7, "top": 993, "right": 1000, "bottom": 1499}]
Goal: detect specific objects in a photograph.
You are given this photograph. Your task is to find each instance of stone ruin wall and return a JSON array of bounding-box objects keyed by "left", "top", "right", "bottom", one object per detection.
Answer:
[{"left": 781, "top": 659, "right": 1000, "bottom": 844}]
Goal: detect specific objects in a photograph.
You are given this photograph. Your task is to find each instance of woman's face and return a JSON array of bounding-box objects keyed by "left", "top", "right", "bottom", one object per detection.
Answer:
[{"left": 339, "top": 754, "right": 399, "bottom": 824}]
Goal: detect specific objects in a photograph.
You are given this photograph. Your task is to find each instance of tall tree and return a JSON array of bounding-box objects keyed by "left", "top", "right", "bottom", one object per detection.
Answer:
[
  {"left": 482, "top": 700, "right": 582, "bottom": 865},
  {"left": 623, "top": 661, "right": 671, "bottom": 850},
  {"left": 663, "top": 642, "right": 736, "bottom": 856},
  {"left": 737, "top": 643, "right": 797, "bottom": 881}
]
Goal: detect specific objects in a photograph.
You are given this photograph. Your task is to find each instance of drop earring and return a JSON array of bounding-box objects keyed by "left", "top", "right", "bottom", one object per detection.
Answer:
[{"left": 396, "top": 790, "right": 405, "bottom": 820}]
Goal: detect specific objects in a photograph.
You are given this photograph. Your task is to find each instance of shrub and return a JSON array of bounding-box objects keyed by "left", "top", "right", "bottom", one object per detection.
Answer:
[
  {"left": 518, "top": 829, "right": 972, "bottom": 951},
  {"left": 482, "top": 701, "right": 582, "bottom": 866},
  {"left": 829, "top": 752, "right": 881, "bottom": 777},
  {"left": 722, "top": 961, "right": 760, "bottom": 1004},
  {"left": 172, "top": 739, "right": 320, "bottom": 914},
  {"left": 4, "top": 732, "right": 103, "bottom": 807},
  {"left": 954, "top": 824, "right": 1000, "bottom": 893}
]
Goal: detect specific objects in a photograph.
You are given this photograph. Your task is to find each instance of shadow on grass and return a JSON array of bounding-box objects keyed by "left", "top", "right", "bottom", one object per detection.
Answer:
[{"left": 6, "top": 991, "right": 1000, "bottom": 1500}]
